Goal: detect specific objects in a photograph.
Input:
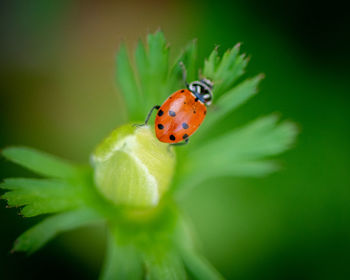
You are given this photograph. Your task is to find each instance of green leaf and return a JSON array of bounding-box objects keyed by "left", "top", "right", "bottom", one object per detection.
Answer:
[
  {"left": 179, "top": 115, "right": 298, "bottom": 192},
  {"left": 147, "top": 31, "right": 169, "bottom": 101},
  {"left": 181, "top": 249, "right": 224, "bottom": 280},
  {"left": 1, "top": 147, "right": 82, "bottom": 179},
  {"left": 13, "top": 208, "right": 101, "bottom": 254},
  {"left": 168, "top": 40, "right": 198, "bottom": 93},
  {"left": 203, "top": 44, "right": 249, "bottom": 99},
  {"left": 99, "top": 233, "right": 142, "bottom": 280},
  {"left": 143, "top": 250, "right": 186, "bottom": 280},
  {"left": 199, "top": 74, "right": 264, "bottom": 138},
  {"left": 203, "top": 47, "right": 219, "bottom": 79},
  {"left": 116, "top": 43, "right": 143, "bottom": 121},
  {"left": 134, "top": 31, "right": 170, "bottom": 109},
  {"left": 118, "top": 31, "right": 171, "bottom": 119},
  {"left": 1, "top": 178, "right": 84, "bottom": 217},
  {"left": 135, "top": 39, "right": 149, "bottom": 107},
  {"left": 175, "top": 216, "right": 223, "bottom": 280}
]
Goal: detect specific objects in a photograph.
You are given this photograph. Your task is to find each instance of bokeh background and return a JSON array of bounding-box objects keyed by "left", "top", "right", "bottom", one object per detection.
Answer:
[{"left": 1, "top": 0, "right": 349, "bottom": 279}]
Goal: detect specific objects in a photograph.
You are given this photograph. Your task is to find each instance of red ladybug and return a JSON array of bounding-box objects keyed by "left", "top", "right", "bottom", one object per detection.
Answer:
[{"left": 141, "top": 64, "right": 213, "bottom": 145}]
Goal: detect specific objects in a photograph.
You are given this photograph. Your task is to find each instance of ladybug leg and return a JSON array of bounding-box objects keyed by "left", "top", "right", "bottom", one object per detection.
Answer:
[
  {"left": 170, "top": 138, "right": 190, "bottom": 146},
  {"left": 144, "top": 105, "right": 160, "bottom": 124},
  {"left": 134, "top": 105, "right": 160, "bottom": 127},
  {"left": 179, "top": 61, "right": 189, "bottom": 89}
]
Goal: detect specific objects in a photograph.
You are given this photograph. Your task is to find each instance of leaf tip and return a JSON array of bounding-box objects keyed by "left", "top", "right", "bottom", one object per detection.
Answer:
[
  {"left": 258, "top": 73, "right": 266, "bottom": 80},
  {"left": 234, "top": 42, "right": 242, "bottom": 49}
]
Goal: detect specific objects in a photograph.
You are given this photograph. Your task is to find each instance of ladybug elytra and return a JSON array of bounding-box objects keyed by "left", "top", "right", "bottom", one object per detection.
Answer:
[{"left": 140, "top": 63, "right": 213, "bottom": 145}]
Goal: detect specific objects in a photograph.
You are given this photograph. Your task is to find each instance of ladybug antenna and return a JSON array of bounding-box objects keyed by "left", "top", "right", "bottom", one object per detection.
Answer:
[
  {"left": 198, "top": 69, "right": 203, "bottom": 79},
  {"left": 179, "top": 61, "right": 189, "bottom": 89}
]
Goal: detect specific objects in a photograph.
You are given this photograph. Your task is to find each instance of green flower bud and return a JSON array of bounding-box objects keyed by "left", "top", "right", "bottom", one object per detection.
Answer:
[{"left": 91, "top": 124, "right": 175, "bottom": 208}]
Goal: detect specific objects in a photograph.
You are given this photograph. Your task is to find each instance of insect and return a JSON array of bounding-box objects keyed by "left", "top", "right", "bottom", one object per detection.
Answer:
[{"left": 140, "top": 63, "right": 213, "bottom": 145}]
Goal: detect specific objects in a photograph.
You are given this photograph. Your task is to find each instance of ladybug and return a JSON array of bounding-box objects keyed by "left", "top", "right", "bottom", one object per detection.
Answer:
[{"left": 141, "top": 63, "right": 213, "bottom": 145}]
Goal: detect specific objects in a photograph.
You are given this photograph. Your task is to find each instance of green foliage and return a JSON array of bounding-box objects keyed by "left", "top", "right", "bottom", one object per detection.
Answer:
[
  {"left": 203, "top": 43, "right": 248, "bottom": 98},
  {"left": 175, "top": 218, "right": 223, "bottom": 280},
  {"left": 192, "top": 115, "right": 297, "bottom": 172},
  {"left": 0, "top": 147, "right": 99, "bottom": 255},
  {"left": 100, "top": 233, "right": 143, "bottom": 280},
  {"left": 143, "top": 250, "right": 186, "bottom": 280},
  {"left": 116, "top": 31, "right": 198, "bottom": 121},
  {"left": 198, "top": 74, "right": 264, "bottom": 139},
  {"left": 180, "top": 115, "right": 297, "bottom": 192},
  {"left": 2, "top": 146, "right": 83, "bottom": 179},
  {"left": 1, "top": 178, "right": 83, "bottom": 217},
  {"left": 1, "top": 31, "right": 297, "bottom": 279},
  {"left": 13, "top": 208, "right": 101, "bottom": 254},
  {"left": 116, "top": 44, "right": 143, "bottom": 121}
]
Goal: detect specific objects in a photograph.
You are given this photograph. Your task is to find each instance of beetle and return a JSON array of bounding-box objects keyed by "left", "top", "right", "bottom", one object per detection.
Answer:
[{"left": 140, "top": 63, "right": 213, "bottom": 145}]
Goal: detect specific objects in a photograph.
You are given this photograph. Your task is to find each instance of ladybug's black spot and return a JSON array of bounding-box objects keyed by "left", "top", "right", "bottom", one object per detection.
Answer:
[
  {"left": 158, "top": 110, "right": 164, "bottom": 116},
  {"left": 181, "top": 90, "right": 185, "bottom": 93},
  {"left": 169, "top": 135, "right": 176, "bottom": 141},
  {"left": 182, "top": 123, "right": 189, "bottom": 129},
  {"left": 184, "top": 102, "right": 186, "bottom": 104},
  {"left": 195, "top": 97, "right": 199, "bottom": 102},
  {"left": 193, "top": 111, "right": 196, "bottom": 114},
  {"left": 157, "top": 124, "right": 164, "bottom": 130},
  {"left": 183, "top": 134, "right": 189, "bottom": 139},
  {"left": 204, "top": 110, "right": 207, "bottom": 115},
  {"left": 169, "top": 110, "right": 176, "bottom": 117}
]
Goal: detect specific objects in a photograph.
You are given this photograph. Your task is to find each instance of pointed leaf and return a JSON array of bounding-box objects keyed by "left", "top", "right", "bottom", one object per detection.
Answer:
[
  {"left": 213, "top": 44, "right": 247, "bottom": 97},
  {"left": 2, "top": 147, "right": 82, "bottom": 179},
  {"left": 191, "top": 115, "right": 297, "bottom": 165},
  {"left": 146, "top": 31, "right": 170, "bottom": 102},
  {"left": 199, "top": 75, "right": 264, "bottom": 137},
  {"left": 179, "top": 115, "right": 298, "bottom": 192},
  {"left": 169, "top": 40, "right": 198, "bottom": 92},
  {"left": 1, "top": 178, "right": 83, "bottom": 217},
  {"left": 13, "top": 208, "right": 101, "bottom": 254},
  {"left": 203, "top": 44, "right": 249, "bottom": 99},
  {"left": 116, "top": 43, "right": 143, "bottom": 121},
  {"left": 203, "top": 47, "right": 219, "bottom": 79},
  {"left": 135, "top": 40, "right": 149, "bottom": 116}
]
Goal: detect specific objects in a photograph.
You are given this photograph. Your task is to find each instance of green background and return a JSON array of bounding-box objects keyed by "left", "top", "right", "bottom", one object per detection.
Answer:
[{"left": 1, "top": 0, "right": 349, "bottom": 279}]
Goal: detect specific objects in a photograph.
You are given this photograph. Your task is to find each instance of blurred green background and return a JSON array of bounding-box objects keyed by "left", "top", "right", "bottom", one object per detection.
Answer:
[{"left": 1, "top": 0, "right": 349, "bottom": 279}]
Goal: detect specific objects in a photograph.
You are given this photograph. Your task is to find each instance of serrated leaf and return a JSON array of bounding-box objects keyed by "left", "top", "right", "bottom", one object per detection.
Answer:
[
  {"left": 135, "top": 39, "right": 149, "bottom": 110},
  {"left": 198, "top": 74, "right": 264, "bottom": 138},
  {"left": 1, "top": 147, "right": 82, "bottom": 179},
  {"left": 0, "top": 178, "right": 78, "bottom": 192},
  {"left": 203, "top": 47, "right": 219, "bottom": 79},
  {"left": 214, "top": 45, "right": 247, "bottom": 97},
  {"left": 13, "top": 208, "right": 101, "bottom": 254},
  {"left": 146, "top": 31, "right": 170, "bottom": 103},
  {"left": 178, "top": 115, "right": 298, "bottom": 192},
  {"left": 1, "top": 178, "right": 84, "bottom": 217},
  {"left": 190, "top": 115, "right": 297, "bottom": 168},
  {"left": 203, "top": 44, "right": 249, "bottom": 99},
  {"left": 116, "top": 43, "right": 143, "bottom": 121},
  {"left": 99, "top": 233, "right": 142, "bottom": 280},
  {"left": 168, "top": 40, "right": 198, "bottom": 93},
  {"left": 120, "top": 31, "right": 171, "bottom": 119}
]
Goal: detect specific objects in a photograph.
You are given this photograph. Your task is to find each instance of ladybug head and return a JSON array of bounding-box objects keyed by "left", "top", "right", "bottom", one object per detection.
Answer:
[{"left": 188, "top": 78, "right": 214, "bottom": 106}]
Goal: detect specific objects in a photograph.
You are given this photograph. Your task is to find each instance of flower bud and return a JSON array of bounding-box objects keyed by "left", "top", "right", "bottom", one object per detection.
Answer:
[{"left": 91, "top": 124, "right": 175, "bottom": 208}]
